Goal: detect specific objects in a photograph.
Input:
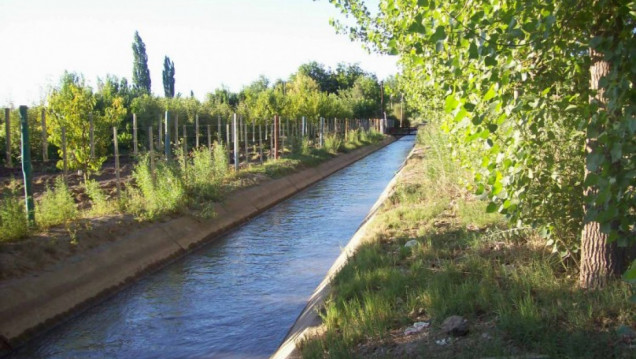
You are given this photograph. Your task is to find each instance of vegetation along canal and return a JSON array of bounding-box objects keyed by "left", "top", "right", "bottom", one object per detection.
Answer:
[{"left": 9, "top": 136, "right": 415, "bottom": 358}]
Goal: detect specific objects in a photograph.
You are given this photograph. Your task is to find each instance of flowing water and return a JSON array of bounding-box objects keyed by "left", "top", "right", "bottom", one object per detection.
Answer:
[{"left": 11, "top": 136, "right": 415, "bottom": 359}]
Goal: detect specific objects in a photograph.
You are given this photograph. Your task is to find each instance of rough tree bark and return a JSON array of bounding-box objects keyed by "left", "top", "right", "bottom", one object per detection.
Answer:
[{"left": 578, "top": 48, "right": 621, "bottom": 289}]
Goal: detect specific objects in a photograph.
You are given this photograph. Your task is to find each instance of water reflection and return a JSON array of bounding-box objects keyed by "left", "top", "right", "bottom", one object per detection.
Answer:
[{"left": 10, "top": 137, "right": 414, "bottom": 359}]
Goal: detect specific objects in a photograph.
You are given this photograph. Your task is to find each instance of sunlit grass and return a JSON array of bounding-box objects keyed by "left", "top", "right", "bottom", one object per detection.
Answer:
[{"left": 301, "top": 126, "right": 634, "bottom": 358}]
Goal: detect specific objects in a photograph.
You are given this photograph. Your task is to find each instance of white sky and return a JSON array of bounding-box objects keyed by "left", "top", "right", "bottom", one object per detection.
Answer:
[{"left": 0, "top": 0, "right": 396, "bottom": 106}]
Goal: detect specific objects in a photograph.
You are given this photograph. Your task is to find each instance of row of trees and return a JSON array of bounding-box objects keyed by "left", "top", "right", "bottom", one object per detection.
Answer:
[
  {"left": 2, "top": 32, "right": 402, "bottom": 181},
  {"left": 328, "top": 0, "right": 635, "bottom": 288}
]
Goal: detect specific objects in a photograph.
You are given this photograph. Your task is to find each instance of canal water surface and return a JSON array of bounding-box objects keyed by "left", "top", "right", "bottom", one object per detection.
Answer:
[{"left": 12, "top": 136, "right": 415, "bottom": 359}]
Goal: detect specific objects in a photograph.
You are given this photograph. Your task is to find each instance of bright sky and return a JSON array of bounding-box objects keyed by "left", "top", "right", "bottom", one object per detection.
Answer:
[{"left": 0, "top": 0, "right": 396, "bottom": 106}]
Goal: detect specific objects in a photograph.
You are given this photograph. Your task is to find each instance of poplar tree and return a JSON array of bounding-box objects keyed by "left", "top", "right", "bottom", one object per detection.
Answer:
[
  {"left": 132, "top": 31, "right": 151, "bottom": 94},
  {"left": 162, "top": 56, "right": 175, "bottom": 98}
]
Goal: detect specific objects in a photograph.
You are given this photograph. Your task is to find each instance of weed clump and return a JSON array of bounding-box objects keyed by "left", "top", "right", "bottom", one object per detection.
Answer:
[
  {"left": 0, "top": 180, "right": 28, "bottom": 242},
  {"left": 36, "top": 177, "right": 78, "bottom": 228}
]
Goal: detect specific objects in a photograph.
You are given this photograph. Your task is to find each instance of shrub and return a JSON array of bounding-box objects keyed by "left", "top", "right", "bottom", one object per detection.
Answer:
[
  {"left": 324, "top": 134, "right": 343, "bottom": 154},
  {"left": 132, "top": 154, "right": 185, "bottom": 219},
  {"left": 36, "top": 176, "right": 78, "bottom": 228},
  {"left": 0, "top": 181, "right": 28, "bottom": 242},
  {"left": 84, "top": 179, "right": 114, "bottom": 216}
]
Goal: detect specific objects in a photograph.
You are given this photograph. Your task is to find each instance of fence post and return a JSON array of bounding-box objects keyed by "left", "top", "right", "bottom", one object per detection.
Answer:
[
  {"left": 133, "top": 113, "right": 138, "bottom": 156},
  {"left": 61, "top": 126, "right": 68, "bottom": 179},
  {"left": 41, "top": 108, "right": 48, "bottom": 162},
  {"left": 217, "top": 114, "right": 222, "bottom": 143},
  {"left": 113, "top": 127, "right": 121, "bottom": 198},
  {"left": 158, "top": 116, "right": 163, "bottom": 149},
  {"left": 5, "top": 108, "right": 11, "bottom": 167},
  {"left": 195, "top": 114, "right": 200, "bottom": 148},
  {"left": 89, "top": 112, "right": 95, "bottom": 160},
  {"left": 174, "top": 113, "right": 179, "bottom": 146},
  {"left": 226, "top": 121, "right": 230, "bottom": 165},
  {"left": 274, "top": 115, "right": 279, "bottom": 160},
  {"left": 244, "top": 118, "right": 249, "bottom": 164},
  {"left": 149, "top": 126, "right": 156, "bottom": 184},
  {"left": 164, "top": 111, "right": 170, "bottom": 160},
  {"left": 301, "top": 116, "right": 306, "bottom": 138},
  {"left": 233, "top": 113, "right": 239, "bottom": 171},
  {"left": 319, "top": 117, "right": 325, "bottom": 148},
  {"left": 259, "top": 123, "right": 263, "bottom": 164},
  {"left": 207, "top": 124, "right": 212, "bottom": 150},
  {"left": 19, "top": 106, "right": 35, "bottom": 226},
  {"left": 183, "top": 124, "right": 187, "bottom": 154}
]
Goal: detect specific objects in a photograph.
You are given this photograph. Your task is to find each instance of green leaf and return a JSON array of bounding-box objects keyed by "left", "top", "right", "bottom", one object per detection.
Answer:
[
  {"left": 610, "top": 143, "right": 622, "bottom": 162},
  {"left": 483, "top": 84, "right": 496, "bottom": 101},
  {"left": 445, "top": 94, "right": 459, "bottom": 113},
  {"left": 622, "top": 259, "right": 636, "bottom": 281},
  {"left": 486, "top": 202, "right": 498, "bottom": 213},
  {"left": 586, "top": 152, "right": 604, "bottom": 172},
  {"left": 464, "top": 102, "right": 476, "bottom": 111},
  {"left": 430, "top": 26, "right": 447, "bottom": 42},
  {"left": 485, "top": 56, "right": 497, "bottom": 67},
  {"left": 417, "top": 0, "right": 429, "bottom": 6},
  {"left": 469, "top": 42, "right": 479, "bottom": 59}
]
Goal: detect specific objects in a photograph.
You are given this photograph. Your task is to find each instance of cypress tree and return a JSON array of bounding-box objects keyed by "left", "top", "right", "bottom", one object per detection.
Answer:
[
  {"left": 162, "top": 56, "right": 175, "bottom": 98},
  {"left": 132, "top": 31, "right": 151, "bottom": 94}
]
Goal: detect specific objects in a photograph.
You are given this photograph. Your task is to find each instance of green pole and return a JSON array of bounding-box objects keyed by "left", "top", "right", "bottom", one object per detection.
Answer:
[{"left": 19, "top": 106, "right": 35, "bottom": 226}]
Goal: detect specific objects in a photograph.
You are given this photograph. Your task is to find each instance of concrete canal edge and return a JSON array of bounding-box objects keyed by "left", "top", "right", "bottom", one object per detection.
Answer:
[
  {"left": 271, "top": 142, "right": 417, "bottom": 359},
  {"left": 0, "top": 137, "right": 396, "bottom": 349}
]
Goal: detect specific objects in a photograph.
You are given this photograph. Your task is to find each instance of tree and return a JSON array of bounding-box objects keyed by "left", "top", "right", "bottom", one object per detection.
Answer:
[
  {"left": 329, "top": 0, "right": 635, "bottom": 288},
  {"left": 132, "top": 31, "right": 151, "bottom": 94},
  {"left": 47, "top": 72, "right": 98, "bottom": 180},
  {"left": 162, "top": 56, "right": 175, "bottom": 98}
]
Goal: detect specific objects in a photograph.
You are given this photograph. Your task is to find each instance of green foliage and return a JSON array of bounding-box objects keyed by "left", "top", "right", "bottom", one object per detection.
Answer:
[
  {"left": 0, "top": 181, "right": 28, "bottom": 242},
  {"left": 329, "top": 0, "right": 636, "bottom": 270},
  {"left": 180, "top": 144, "right": 227, "bottom": 201},
  {"left": 132, "top": 154, "right": 185, "bottom": 219},
  {"left": 36, "top": 177, "right": 78, "bottom": 228},
  {"left": 162, "top": 56, "right": 175, "bottom": 98},
  {"left": 323, "top": 133, "right": 343, "bottom": 154},
  {"left": 84, "top": 179, "right": 114, "bottom": 216},
  {"left": 132, "top": 31, "right": 151, "bottom": 94}
]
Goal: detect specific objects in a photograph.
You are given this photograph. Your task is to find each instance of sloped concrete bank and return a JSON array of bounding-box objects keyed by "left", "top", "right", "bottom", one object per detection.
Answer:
[
  {"left": 0, "top": 137, "right": 395, "bottom": 349},
  {"left": 271, "top": 141, "right": 416, "bottom": 359}
]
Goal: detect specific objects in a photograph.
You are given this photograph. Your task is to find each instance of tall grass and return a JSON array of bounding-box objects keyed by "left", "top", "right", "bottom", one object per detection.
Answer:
[
  {"left": 0, "top": 180, "right": 28, "bottom": 242},
  {"left": 36, "top": 176, "right": 78, "bottom": 228},
  {"left": 301, "top": 125, "right": 634, "bottom": 358},
  {"left": 324, "top": 134, "right": 343, "bottom": 154},
  {"left": 132, "top": 154, "right": 185, "bottom": 219},
  {"left": 84, "top": 179, "right": 114, "bottom": 216}
]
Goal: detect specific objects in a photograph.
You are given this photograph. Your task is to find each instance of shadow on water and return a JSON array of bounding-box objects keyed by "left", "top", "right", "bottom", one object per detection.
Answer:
[{"left": 8, "top": 137, "right": 415, "bottom": 359}]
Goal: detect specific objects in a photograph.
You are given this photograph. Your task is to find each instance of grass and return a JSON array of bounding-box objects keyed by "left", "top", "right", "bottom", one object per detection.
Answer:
[
  {"left": 36, "top": 176, "right": 78, "bottom": 228},
  {"left": 301, "top": 126, "right": 635, "bottom": 358},
  {"left": 0, "top": 179, "right": 28, "bottom": 242}
]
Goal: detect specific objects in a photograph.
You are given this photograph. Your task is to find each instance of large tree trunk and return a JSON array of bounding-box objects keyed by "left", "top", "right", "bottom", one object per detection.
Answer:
[{"left": 578, "top": 49, "right": 620, "bottom": 289}]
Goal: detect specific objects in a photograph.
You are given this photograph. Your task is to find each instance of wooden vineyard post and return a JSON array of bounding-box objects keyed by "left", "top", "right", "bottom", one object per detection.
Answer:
[
  {"left": 174, "top": 114, "right": 179, "bottom": 147},
  {"left": 5, "top": 108, "right": 11, "bottom": 167},
  {"left": 89, "top": 113, "right": 95, "bottom": 160},
  {"left": 41, "top": 108, "right": 48, "bottom": 162},
  {"left": 148, "top": 126, "right": 156, "bottom": 184},
  {"left": 226, "top": 121, "right": 230, "bottom": 165},
  {"left": 233, "top": 113, "right": 239, "bottom": 171},
  {"left": 274, "top": 115, "right": 279, "bottom": 160},
  {"left": 133, "top": 113, "right": 138, "bottom": 156},
  {"left": 19, "top": 106, "right": 35, "bottom": 226},
  {"left": 61, "top": 126, "right": 68, "bottom": 179},
  {"left": 319, "top": 117, "right": 324, "bottom": 148},
  {"left": 113, "top": 127, "right": 121, "bottom": 198},
  {"left": 158, "top": 116, "right": 163, "bottom": 151},
  {"left": 195, "top": 114, "right": 200, "bottom": 148},
  {"left": 207, "top": 124, "right": 212, "bottom": 150},
  {"left": 164, "top": 111, "right": 171, "bottom": 160},
  {"left": 244, "top": 119, "right": 248, "bottom": 164},
  {"left": 259, "top": 123, "right": 263, "bottom": 164},
  {"left": 182, "top": 124, "right": 188, "bottom": 182}
]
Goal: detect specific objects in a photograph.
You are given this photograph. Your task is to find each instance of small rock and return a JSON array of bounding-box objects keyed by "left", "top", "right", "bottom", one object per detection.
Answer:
[
  {"left": 435, "top": 337, "right": 451, "bottom": 346},
  {"left": 404, "top": 240, "right": 418, "bottom": 248},
  {"left": 404, "top": 321, "right": 430, "bottom": 335},
  {"left": 441, "top": 315, "right": 469, "bottom": 336}
]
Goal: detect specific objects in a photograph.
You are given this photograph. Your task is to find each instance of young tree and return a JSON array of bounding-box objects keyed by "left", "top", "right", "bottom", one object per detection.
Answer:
[
  {"left": 132, "top": 31, "right": 151, "bottom": 94},
  {"left": 162, "top": 56, "right": 175, "bottom": 98}
]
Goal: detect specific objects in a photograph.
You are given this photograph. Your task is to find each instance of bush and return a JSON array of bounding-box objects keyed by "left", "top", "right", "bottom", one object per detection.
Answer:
[
  {"left": 323, "top": 134, "right": 343, "bottom": 154},
  {"left": 0, "top": 181, "right": 28, "bottom": 242},
  {"left": 84, "top": 179, "right": 114, "bottom": 216},
  {"left": 36, "top": 177, "right": 78, "bottom": 228},
  {"left": 132, "top": 154, "right": 185, "bottom": 219}
]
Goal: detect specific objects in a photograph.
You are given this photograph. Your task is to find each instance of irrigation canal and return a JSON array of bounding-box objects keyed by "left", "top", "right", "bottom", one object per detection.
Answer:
[{"left": 10, "top": 136, "right": 415, "bottom": 359}]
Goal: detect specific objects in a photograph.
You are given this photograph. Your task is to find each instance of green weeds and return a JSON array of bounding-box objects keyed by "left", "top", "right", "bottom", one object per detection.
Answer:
[
  {"left": 301, "top": 126, "right": 634, "bottom": 358},
  {"left": 36, "top": 177, "right": 78, "bottom": 228},
  {"left": 0, "top": 180, "right": 28, "bottom": 242}
]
